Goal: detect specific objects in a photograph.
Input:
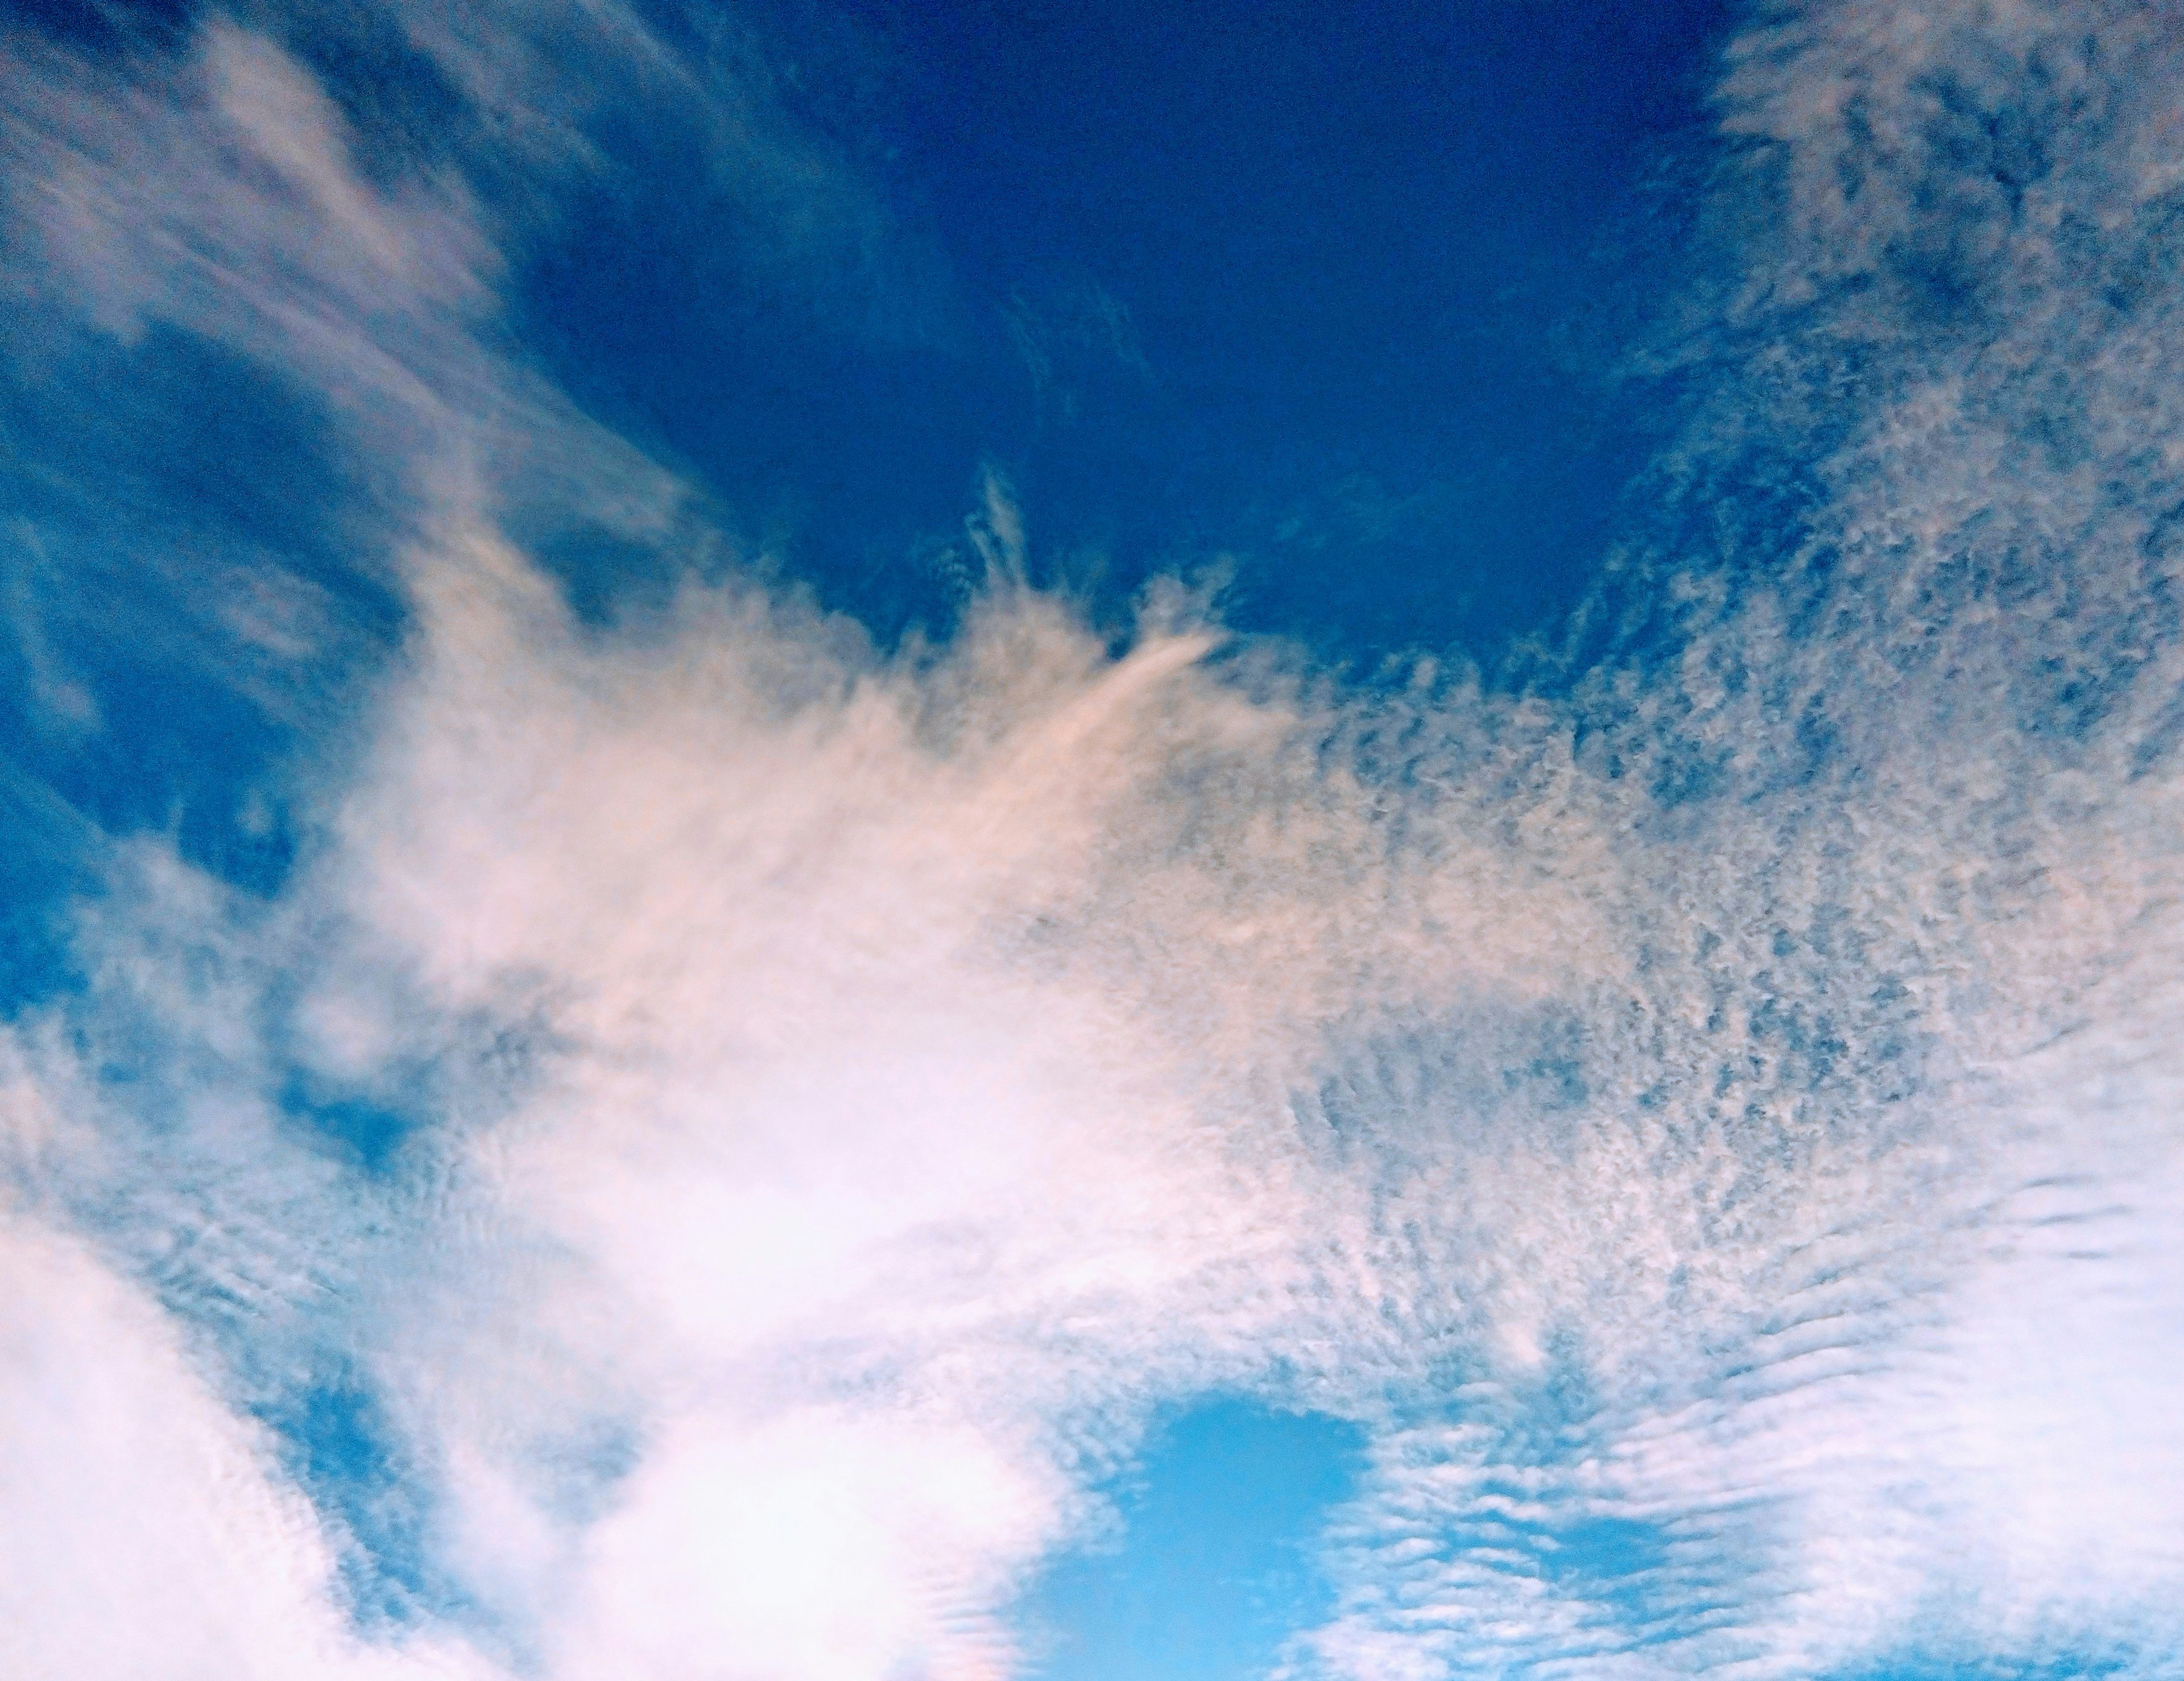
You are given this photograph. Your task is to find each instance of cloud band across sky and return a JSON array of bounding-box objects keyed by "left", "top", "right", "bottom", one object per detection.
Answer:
[{"left": 3, "top": 2, "right": 2184, "bottom": 1678}]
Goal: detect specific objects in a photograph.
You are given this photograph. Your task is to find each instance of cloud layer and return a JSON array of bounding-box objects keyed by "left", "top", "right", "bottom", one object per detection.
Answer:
[{"left": 5, "top": 2, "right": 2184, "bottom": 1678}]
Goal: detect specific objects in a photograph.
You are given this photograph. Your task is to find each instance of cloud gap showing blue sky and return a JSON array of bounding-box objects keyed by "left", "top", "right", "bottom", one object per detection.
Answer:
[{"left": 3, "top": 1, "right": 2184, "bottom": 1679}]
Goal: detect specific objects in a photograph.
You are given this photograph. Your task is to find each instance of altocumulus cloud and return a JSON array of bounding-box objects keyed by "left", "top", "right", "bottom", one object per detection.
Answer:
[{"left": 3, "top": 2, "right": 2184, "bottom": 1679}]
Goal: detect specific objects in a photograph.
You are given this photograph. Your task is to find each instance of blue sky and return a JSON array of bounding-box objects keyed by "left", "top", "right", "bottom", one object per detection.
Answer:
[
  {"left": 5, "top": 2, "right": 2184, "bottom": 1679},
  {"left": 510, "top": 0, "right": 1723, "bottom": 656}
]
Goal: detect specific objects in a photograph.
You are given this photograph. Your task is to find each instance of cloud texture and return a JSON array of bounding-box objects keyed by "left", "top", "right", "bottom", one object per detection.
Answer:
[{"left": 4, "top": 1, "right": 2184, "bottom": 1677}]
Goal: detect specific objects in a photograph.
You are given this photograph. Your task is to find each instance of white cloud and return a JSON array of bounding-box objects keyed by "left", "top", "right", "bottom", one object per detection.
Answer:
[
  {"left": 0, "top": 1209, "right": 497, "bottom": 1681},
  {"left": 4, "top": 1, "right": 2184, "bottom": 1678}
]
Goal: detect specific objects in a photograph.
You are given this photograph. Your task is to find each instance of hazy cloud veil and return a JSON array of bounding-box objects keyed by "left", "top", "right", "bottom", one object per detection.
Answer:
[{"left": 3, "top": 2, "right": 2183, "bottom": 1678}]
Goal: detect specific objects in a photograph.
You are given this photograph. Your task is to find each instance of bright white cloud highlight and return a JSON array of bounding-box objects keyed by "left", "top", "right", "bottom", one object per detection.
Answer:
[{"left": 3, "top": 2, "right": 2184, "bottom": 1678}]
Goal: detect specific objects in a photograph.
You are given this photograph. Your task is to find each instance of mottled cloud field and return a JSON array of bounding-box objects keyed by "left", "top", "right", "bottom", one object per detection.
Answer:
[{"left": 4, "top": 2, "right": 2184, "bottom": 1677}]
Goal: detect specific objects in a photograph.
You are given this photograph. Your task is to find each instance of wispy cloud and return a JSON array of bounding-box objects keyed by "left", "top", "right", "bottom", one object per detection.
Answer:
[{"left": 4, "top": 2, "right": 2184, "bottom": 1678}]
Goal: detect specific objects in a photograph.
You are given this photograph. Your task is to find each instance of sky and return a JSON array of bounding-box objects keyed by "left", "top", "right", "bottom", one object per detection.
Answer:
[{"left": 3, "top": 1, "right": 2184, "bottom": 1678}]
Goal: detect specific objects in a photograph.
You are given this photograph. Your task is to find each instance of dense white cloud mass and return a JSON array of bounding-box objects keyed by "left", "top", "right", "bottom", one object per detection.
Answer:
[{"left": 4, "top": 1, "right": 2184, "bottom": 1678}]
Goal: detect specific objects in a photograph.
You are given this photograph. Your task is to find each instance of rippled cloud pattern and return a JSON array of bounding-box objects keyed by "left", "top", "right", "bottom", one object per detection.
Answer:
[{"left": 3, "top": 2, "right": 2183, "bottom": 1678}]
